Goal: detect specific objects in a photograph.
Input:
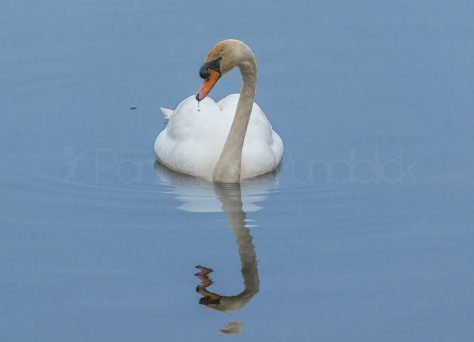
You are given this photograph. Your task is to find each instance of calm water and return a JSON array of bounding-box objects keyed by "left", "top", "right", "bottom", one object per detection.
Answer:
[{"left": 1, "top": 0, "right": 474, "bottom": 341}]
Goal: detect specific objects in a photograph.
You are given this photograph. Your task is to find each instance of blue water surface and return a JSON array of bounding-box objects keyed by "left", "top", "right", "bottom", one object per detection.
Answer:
[{"left": 1, "top": 0, "right": 473, "bottom": 341}]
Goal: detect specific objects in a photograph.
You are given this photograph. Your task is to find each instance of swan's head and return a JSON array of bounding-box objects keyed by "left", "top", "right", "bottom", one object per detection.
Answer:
[{"left": 196, "top": 39, "right": 255, "bottom": 101}]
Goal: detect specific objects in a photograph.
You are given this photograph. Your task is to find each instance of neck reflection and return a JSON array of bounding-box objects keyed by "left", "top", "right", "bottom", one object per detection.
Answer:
[{"left": 195, "top": 182, "right": 259, "bottom": 312}]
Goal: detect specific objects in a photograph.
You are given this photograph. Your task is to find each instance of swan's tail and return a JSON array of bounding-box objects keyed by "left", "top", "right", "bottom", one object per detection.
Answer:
[{"left": 160, "top": 107, "right": 174, "bottom": 119}]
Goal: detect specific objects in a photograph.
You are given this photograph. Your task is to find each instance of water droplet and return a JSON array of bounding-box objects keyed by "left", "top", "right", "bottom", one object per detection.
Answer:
[{"left": 197, "top": 101, "right": 200, "bottom": 112}]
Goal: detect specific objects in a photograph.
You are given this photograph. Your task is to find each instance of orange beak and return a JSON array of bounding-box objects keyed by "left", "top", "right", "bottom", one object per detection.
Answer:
[{"left": 196, "top": 69, "right": 221, "bottom": 101}]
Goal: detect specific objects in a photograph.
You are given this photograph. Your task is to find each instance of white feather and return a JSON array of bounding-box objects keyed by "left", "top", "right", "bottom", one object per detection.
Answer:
[
  {"left": 154, "top": 94, "right": 283, "bottom": 181},
  {"left": 160, "top": 107, "right": 174, "bottom": 119}
]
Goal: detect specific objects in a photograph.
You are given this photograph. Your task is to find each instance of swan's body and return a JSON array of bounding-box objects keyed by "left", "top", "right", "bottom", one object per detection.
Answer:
[
  {"left": 154, "top": 94, "right": 283, "bottom": 180},
  {"left": 154, "top": 39, "right": 283, "bottom": 182}
]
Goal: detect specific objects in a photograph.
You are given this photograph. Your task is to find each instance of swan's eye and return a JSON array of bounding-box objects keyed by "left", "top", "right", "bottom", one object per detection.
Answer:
[
  {"left": 207, "top": 57, "right": 221, "bottom": 73},
  {"left": 199, "top": 57, "right": 222, "bottom": 80}
]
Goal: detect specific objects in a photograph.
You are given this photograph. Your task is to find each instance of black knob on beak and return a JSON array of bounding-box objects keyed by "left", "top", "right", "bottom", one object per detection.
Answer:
[{"left": 199, "top": 65, "right": 210, "bottom": 80}]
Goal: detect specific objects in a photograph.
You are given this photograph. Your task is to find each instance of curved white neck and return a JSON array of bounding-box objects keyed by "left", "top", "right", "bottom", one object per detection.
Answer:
[{"left": 213, "top": 58, "right": 257, "bottom": 183}]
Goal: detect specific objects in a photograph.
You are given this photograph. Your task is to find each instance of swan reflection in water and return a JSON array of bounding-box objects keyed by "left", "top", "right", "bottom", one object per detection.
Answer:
[
  {"left": 155, "top": 162, "right": 278, "bottom": 330},
  {"left": 195, "top": 182, "right": 259, "bottom": 313}
]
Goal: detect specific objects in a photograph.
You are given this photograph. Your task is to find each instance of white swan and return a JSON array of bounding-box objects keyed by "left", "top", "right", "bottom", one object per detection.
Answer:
[{"left": 154, "top": 39, "right": 283, "bottom": 183}]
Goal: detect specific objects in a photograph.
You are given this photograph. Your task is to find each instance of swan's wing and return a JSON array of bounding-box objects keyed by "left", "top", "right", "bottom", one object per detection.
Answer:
[
  {"left": 155, "top": 96, "right": 230, "bottom": 179},
  {"left": 160, "top": 107, "right": 174, "bottom": 119}
]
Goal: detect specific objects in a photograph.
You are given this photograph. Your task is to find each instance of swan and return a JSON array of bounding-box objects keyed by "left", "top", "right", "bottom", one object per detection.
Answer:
[{"left": 154, "top": 39, "right": 283, "bottom": 183}]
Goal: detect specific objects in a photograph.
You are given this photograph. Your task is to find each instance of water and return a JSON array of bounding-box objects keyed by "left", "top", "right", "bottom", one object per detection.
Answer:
[{"left": 1, "top": 0, "right": 474, "bottom": 341}]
